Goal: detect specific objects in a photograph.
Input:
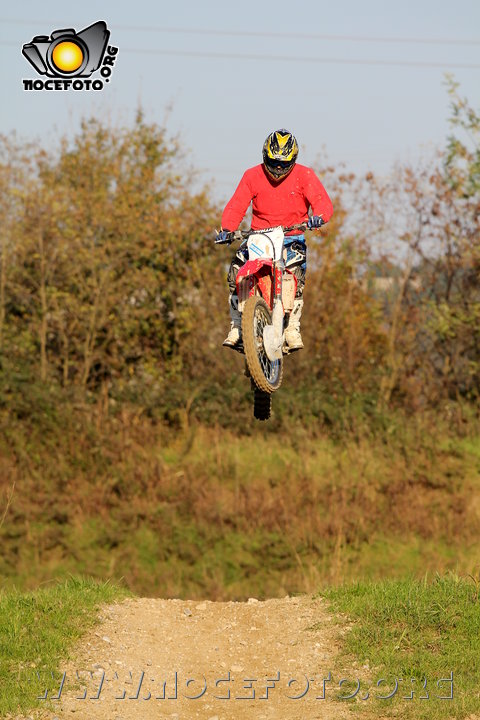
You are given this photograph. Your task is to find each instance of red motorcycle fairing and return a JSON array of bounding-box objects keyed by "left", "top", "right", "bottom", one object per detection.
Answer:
[
  {"left": 236, "top": 259, "right": 274, "bottom": 309},
  {"left": 236, "top": 260, "right": 298, "bottom": 312}
]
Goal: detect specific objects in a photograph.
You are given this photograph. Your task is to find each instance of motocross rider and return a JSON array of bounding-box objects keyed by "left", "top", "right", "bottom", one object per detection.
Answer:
[{"left": 216, "top": 129, "right": 333, "bottom": 352}]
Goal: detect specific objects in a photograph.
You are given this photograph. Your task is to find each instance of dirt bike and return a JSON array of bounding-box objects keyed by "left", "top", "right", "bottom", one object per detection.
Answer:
[{"left": 216, "top": 223, "right": 307, "bottom": 421}]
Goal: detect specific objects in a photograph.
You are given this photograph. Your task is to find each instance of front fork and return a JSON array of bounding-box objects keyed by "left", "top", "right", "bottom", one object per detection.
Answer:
[{"left": 263, "top": 261, "right": 285, "bottom": 361}]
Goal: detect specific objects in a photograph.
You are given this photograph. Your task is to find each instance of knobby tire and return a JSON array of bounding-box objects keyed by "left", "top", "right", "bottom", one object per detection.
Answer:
[
  {"left": 242, "top": 296, "right": 283, "bottom": 394},
  {"left": 253, "top": 388, "right": 272, "bottom": 421}
]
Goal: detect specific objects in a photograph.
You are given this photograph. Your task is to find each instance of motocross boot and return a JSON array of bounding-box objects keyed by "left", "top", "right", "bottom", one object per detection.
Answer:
[
  {"left": 223, "top": 294, "right": 243, "bottom": 351},
  {"left": 285, "top": 298, "right": 304, "bottom": 351}
]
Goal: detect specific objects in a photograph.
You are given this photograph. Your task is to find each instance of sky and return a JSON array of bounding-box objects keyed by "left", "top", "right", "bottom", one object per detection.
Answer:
[{"left": 1, "top": 0, "right": 479, "bottom": 206}]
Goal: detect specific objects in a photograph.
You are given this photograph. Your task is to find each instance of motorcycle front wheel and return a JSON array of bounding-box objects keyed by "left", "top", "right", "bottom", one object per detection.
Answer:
[{"left": 242, "top": 296, "right": 283, "bottom": 393}]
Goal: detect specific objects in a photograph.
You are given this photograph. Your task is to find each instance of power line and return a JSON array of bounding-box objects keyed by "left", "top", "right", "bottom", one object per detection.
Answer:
[
  {"left": 118, "top": 47, "right": 480, "bottom": 69},
  {"left": 109, "top": 25, "right": 480, "bottom": 47},
  {"left": 1, "top": 17, "right": 479, "bottom": 46},
  {"left": 3, "top": 41, "right": 479, "bottom": 69}
]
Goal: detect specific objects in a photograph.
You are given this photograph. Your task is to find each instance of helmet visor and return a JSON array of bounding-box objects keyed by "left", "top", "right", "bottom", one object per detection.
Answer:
[{"left": 264, "top": 156, "right": 295, "bottom": 178}]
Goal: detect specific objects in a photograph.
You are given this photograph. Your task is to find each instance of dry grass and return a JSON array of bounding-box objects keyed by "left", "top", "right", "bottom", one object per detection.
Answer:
[{"left": 0, "top": 403, "right": 479, "bottom": 598}]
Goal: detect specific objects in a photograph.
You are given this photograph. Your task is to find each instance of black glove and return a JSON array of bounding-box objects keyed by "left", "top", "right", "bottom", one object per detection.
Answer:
[
  {"left": 215, "top": 229, "right": 233, "bottom": 244},
  {"left": 307, "top": 215, "right": 325, "bottom": 229}
]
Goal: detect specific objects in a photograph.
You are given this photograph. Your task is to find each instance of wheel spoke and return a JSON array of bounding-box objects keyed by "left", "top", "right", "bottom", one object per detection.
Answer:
[
  {"left": 253, "top": 305, "right": 280, "bottom": 384},
  {"left": 243, "top": 296, "right": 283, "bottom": 393}
]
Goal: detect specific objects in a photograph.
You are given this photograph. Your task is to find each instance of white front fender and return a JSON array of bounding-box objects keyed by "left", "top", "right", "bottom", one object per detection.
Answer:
[{"left": 263, "top": 300, "right": 284, "bottom": 361}]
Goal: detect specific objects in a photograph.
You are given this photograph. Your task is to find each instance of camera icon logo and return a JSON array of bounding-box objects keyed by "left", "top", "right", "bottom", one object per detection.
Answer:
[{"left": 22, "top": 21, "right": 110, "bottom": 78}]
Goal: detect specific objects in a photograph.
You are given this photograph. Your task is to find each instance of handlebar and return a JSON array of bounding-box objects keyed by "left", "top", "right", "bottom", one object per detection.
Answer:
[
  {"left": 215, "top": 222, "right": 308, "bottom": 244},
  {"left": 235, "top": 222, "right": 308, "bottom": 240}
]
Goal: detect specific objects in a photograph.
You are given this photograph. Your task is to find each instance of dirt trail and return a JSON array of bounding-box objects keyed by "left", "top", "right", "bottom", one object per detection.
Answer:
[{"left": 42, "top": 594, "right": 359, "bottom": 720}]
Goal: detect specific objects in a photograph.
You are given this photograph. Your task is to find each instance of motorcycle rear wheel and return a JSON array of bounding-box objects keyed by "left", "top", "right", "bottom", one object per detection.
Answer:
[
  {"left": 242, "top": 296, "right": 283, "bottom": 393},
  {"left": 253, "top": 387, "right": 272, "bottom": 421}
]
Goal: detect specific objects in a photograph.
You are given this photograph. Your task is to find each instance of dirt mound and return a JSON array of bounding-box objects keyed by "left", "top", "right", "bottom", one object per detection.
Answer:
[{"left": 43, "top": 594, "right": 355, "bottom": 720}]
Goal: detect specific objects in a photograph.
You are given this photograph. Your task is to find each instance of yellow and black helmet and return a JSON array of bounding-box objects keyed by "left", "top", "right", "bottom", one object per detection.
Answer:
[{"left": 262, "top": 129, "right": 299, "bottom": 179}]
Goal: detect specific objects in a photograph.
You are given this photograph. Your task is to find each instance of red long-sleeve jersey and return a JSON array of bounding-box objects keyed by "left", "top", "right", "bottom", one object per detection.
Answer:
[{"left": 221, "top": 163, "right": 333, "bottom": 234}]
